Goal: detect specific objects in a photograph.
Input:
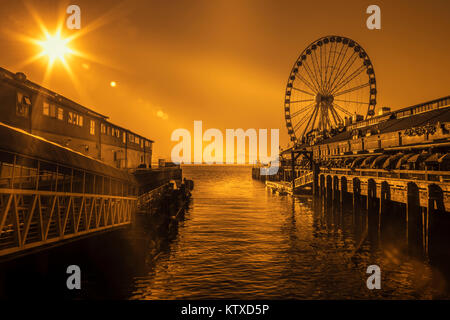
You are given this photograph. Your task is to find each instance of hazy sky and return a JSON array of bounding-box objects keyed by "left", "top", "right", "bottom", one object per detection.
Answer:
[{"left": 1, "top": 0, "right": 449, "bottom": 159}]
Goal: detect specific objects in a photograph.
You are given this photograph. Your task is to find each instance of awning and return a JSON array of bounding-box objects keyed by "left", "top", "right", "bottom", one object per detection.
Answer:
[
  {"left": 343, "top": 158, "right": 355, "bottom": 166},
  {"left": 351, "top": 156, "right": 366, "bottom": 168},
  {"left": 438, "top": 153, "right": 450, "bottom": 163},
  {"left": 370, "top": 154, "right": 390, "bottom": 169},
  {"left": 407, "top": 153, "right": 429, "bottom": 164},
  {"left": 382, "top": 153, "right": 404, "bottom": 169},
  {"left": 360, "top": 155, "right": 378, "bottom": 168},
  {"left": 395, "top": 153, "right": 414, "bottom": 169},
  {"left": 425, "top": 153, "right": 441, "bottom": 164}
]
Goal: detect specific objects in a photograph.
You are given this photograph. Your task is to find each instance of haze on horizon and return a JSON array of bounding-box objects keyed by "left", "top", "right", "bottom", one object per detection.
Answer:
[{"left": 0, "top": 0, "right": 449, "bottom": 160}]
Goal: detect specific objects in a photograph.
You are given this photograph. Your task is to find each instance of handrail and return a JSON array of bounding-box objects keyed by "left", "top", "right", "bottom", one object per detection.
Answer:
[{"left": 293, "top": 171, "right": 314, "bottom": 188}]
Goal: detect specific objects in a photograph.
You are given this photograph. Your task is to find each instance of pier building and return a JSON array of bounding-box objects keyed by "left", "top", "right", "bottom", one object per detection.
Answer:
[{"left": 0, "top": 67, "right": 153, "bottom": 169}]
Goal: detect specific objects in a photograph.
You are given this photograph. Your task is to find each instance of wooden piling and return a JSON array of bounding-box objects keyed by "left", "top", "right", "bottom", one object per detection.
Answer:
[
  {"left": 407, "top": 182, "right": 423, "bottom": 255},
  {"left": 367, "top": 179, "right": 379, "bottom": 244},
  {"left": 353, "top": 178, "right": 361, "bottom": 211},
  {"left": 428, "top": 184, "right": 448, "bottom": 258},
  {"left": 340, "top": 176, "right": 348, "bottom": 206}
]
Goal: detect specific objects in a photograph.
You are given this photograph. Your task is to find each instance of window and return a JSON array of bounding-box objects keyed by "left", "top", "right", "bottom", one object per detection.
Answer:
[
  {"left": 116, "top": 129, "right": 120, "bottom": 138},
  {"left": 101, "top": 123, "right": 106, "bottom": 134},
  {"left": 90, "top": 120, "right": 95, "bottom": 135},
  {"left": 49, "top": 104, "right": 56, "bottom": 118},
  {"left": 111, "top": 127, "right": 115, "bottom": 136},
  {"left": 57, "top": 108, "right": 63, "bottom": 120},
  {"left": 123, "top": 133, "right": 126, "bottom": 143},
  {"left": 16, "top": 92, "right": 31, "bottom": 118},
  {"left": 68, "top": 111, "right": 83, "bottom": 127},
  {"left": 107, "top": 126, "right": 111, "bottom": 136},
  {"left": 43, "top": 102, "right": 50, "bottom": 116}
]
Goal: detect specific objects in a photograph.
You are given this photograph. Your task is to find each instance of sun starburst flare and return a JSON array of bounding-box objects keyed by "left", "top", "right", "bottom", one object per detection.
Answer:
[
  {"left": 5, "top": 1, "right": 132, "bottom": 100},
  {"left": 36, "top": 31, "right": 73, "bottom": 64}
]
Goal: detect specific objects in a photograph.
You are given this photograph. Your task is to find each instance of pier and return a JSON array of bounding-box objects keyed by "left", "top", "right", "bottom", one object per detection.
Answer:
[
  {"left": 0, "top": 122, "right": 186, "bottom": 261},
  {"left": 0, "top": 66, "right": 192, "bottom": 262},
  {"left": 254, "top": 87, "right": 450, "bottom": 256}
]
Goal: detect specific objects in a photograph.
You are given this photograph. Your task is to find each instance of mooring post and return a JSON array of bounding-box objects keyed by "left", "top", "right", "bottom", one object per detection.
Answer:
[
  {"left": 407, "top": 182, "right": 423, "bottom": 255},
  {"left": 319, "top": 174, "right": 325, "bottom": 197},
  {"left": 353, "top": 178, "right": 361, "bottom": 212},
  {"left": 427, "top": 184, "right": 447, "bottom": 258},
  {"left": 379, "top": 181, "right": 391, "bottom": 241},
  {"left": 367, "top": 179, "right": 379, "bottom": 244},
  {"left": 312, "top": 162, "right": 319, "bottom": 196},
  {"left": 326, "top": 175, "right": 333, "bottom": 206},
  {"left": 367, "top": 179, "right": 377, "bottom": 212},
  {"left": 340, "top": 177, "right": 347, "bottom": 206},
  {"left": 333, "top": 176, "right": 340, "bottom": 205}
]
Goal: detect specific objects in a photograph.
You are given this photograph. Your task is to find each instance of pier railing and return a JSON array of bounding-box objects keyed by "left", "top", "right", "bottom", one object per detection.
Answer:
[
  {"left": 0, "top": 149, "right": 137, "bottom": 258},
  {"left": 320, "top": 167, "right": 450, "bottom": 183},
  {"left": 293, "top": 172, "right": 314, "bottom": 189}
]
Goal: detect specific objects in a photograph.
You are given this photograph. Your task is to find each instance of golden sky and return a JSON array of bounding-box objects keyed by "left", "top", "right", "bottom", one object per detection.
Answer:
[{"left": 1, "top": 0, "right": 449, "bottom": 159}]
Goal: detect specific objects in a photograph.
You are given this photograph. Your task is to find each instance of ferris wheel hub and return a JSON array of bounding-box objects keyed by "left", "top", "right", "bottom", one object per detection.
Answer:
[{"left": 315, "top": 93, "right": 334, "bottom": 104}]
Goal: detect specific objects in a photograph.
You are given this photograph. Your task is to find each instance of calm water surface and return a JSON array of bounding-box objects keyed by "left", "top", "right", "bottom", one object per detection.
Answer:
[{"left": 128, "top": 166, "right": 450, "bottom": 299}]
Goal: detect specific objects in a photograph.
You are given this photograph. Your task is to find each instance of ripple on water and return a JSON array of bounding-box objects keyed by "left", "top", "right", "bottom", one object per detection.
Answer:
[{"left": 129, "top": 166, "right": 447, "bottom": 299}]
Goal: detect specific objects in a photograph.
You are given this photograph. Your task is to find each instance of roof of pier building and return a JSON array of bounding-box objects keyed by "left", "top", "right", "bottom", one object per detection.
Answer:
[
  {"left": 318, "top": 104, "right": 450, "bottom": 146},
  {"left": 296, "top": 96, "right": 448, "bottom": 148},
  {"left": 0, "top": 67, "right": 108, "bottom": 121},
  {"left": 0, "top": 67, "right": 154, "bottom": 145}
]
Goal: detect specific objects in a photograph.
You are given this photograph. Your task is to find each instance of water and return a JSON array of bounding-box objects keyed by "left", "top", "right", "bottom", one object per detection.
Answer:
[
  {"left": 3, "top": 165, "right": 446, "bottom": 299},
  {"left": 127, "top": 166, "right": 450, "bottom": 299}
]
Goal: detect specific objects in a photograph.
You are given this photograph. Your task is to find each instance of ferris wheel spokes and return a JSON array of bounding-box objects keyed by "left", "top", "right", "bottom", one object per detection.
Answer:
[{"left": 284, "top": 36, "right": 377, "bottom": 145}]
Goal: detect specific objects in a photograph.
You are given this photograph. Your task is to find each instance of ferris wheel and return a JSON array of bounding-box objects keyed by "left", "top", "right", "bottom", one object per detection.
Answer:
[{"left": 284, "top": 35, "right": 377, "bottom": 145}]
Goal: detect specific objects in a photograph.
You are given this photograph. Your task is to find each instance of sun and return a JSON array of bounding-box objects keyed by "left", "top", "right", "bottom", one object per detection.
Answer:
[{"left": 37, "top": 32, "right": 73, "bottom": 63}]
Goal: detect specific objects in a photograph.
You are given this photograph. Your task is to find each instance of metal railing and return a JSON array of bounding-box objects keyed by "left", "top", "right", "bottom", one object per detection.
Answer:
[
  {"left": 0, "top": 149, "right": 137, "bottom": 258},
  {"left": 320, "top": 167, "right": 450, "bottom": 183},
  {"left": 293, "top": 172, "right": 314, "bottom": 189}
]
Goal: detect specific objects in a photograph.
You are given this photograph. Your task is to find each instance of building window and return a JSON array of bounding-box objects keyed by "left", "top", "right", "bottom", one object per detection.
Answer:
[
  {"left": 16, "top": 92, "right": 31, "bottom": 118},
  {"left": 43, "top": 102, "right": 49, "bottom": 116},
  {"left": 107, "top": 126, "right": 111, "bottom": 136},
  {"left": 57, "top": 107, "right": 63, "bottom": 120},
  {"left": 49, "top": 104, "right": 56, "bottom": 118},
  {"left": 90, "top": 120, "right": 95, "bottom": 135},
  {"left": 101, "top": 123, "right": 106, "bottom": 134},
  {"left": 43, "top": 101, "right": 62, "bottom": 120},
  {"left": 116, "top": 130, "right": 120, "bottom": 138},
  {"left": 68, "top": 111, "right": 83, "bottom": 127},
  {"left": 123, "top": 133, "right": 126, "bottom": 143}
]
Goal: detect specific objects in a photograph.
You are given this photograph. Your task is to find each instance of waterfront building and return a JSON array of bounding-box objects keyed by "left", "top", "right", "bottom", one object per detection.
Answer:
[{"left": 0, "top": 67, "right": 153, "bottom": 169}]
